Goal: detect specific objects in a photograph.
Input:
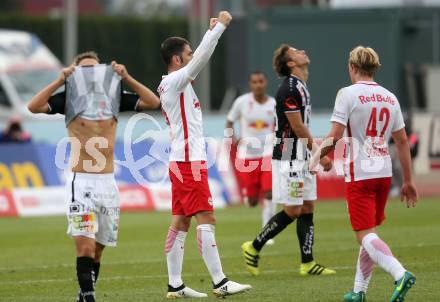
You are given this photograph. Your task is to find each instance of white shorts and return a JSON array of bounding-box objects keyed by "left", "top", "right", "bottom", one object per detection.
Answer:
[
  {"left": 272, "top": 159, "right": 317, "bottom": 206},
  {"left": 66, "top": 172, "right": 120, "bottom": 247}
]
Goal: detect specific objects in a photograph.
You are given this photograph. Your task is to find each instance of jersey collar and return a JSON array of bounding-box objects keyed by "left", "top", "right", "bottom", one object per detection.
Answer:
[
  {"left": 356, "top": 80, "right": 379, "bottom": 86},
  {"left": 290, "top": 74, "right": 306, "bottom": 86}
]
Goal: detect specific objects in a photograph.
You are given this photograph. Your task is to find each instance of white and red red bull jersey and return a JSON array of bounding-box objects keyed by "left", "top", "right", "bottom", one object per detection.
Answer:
[
  {"left": 330, "top": 81, "right": 405, "bottom": 182},
  {"left": 227, "top": 92, "right": 276, "bottom": 159},
  {"left": 158, "top": 23, "right": 226, "bottom": 162}
]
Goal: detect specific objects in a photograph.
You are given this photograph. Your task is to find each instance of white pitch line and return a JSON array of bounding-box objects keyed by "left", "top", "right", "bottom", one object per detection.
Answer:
[
  {"left": 0, "top": 241, "right": 437, "bottom": 273},
  {"left": 1, "top": 261, "right": 438, "bottom": 286},
  {"left": 0, "top": 251, "right": 297, "bottom": 272},
  {"left": 0, "top": 241, "right": 438, "bottom": 273}
]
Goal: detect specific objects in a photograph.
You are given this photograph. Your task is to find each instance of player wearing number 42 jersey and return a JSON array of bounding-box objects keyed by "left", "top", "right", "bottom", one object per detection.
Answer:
[
  {"left": 311, "top": 46, "right": 418, "bottom": 302},
  {"left": 158, "top": 11, "right": 251, "bottom": 299}
]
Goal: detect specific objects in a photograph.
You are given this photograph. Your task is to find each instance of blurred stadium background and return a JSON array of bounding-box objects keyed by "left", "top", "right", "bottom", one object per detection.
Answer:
[{"left": 0, "top": 0, "right": 439, "bottom": 301}]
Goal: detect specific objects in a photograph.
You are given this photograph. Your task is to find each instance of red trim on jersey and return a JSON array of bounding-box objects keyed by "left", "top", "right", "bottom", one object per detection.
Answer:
[
  {"left": 347, "top": 120, "right": 355, "bottom": 182},
  {"left": 179, "top": 92, "right": 189, "bottom": 161}
]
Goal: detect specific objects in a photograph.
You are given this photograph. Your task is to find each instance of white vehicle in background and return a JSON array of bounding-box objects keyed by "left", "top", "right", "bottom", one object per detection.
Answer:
[{"left": 0, "top": 29, "right": 62, "bottom": 120}]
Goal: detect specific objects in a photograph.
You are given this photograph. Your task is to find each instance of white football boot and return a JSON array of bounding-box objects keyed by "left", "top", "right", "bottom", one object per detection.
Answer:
[
  {"left": 212, "top": 278, "right": 252, "bottom": 297},
  {"left": 166, "top": 284, "right": 207, "bottom": 298}
]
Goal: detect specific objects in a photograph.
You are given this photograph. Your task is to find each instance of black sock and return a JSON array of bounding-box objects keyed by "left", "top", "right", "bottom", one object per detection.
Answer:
[
  {"left": 252, "top": 210, "right": 294, "bottom": 251},
  {"left": 77, "top": 262, "right": 100, "bottom": 302},
  {"left": 93, "top": 262, "right": 101, "bottom": 284},
  {"left": 296, "top": 213, "right": 314, "bottom": 263},
  {"left": 76, "top": 257, "right": 96, "bottom": 302}
]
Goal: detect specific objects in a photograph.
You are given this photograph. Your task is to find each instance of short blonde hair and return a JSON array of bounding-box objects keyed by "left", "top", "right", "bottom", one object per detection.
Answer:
[
  {"left": 73, "top": 51, "right": 100, "bottom": 66},
  {"left": 349, "top": 46, "right": 381, "bottom": 76}
]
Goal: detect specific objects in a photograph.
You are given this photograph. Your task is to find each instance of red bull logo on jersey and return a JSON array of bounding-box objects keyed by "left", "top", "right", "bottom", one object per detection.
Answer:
[
  {"left": 359, "top": 94, "right": 395, "bottom": 105},
  {"left": 193, "top": 99, "right": 201, "bottom": 109},
  {"left": 249, "top": 120, "right": 269, "bottom": 130}
]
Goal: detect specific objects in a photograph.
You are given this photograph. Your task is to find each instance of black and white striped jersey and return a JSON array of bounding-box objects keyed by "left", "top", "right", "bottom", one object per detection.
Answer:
[{"left": 272, "top": 74, "right": 311, "bottom": 161}]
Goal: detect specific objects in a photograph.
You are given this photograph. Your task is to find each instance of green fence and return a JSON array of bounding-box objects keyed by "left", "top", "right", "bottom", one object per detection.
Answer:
[{"left": 248, "top": 7, "right": 440, "bottom": 110}]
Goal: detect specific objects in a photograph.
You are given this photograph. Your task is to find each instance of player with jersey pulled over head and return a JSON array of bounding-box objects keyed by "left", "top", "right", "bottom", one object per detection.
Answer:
[
  {"left": 158, "top": 11, "right": 251, "bottom": 298},
  {"left": 27, "top": 51, "right": 160, "bottom": 302},
  {"left": 225, "top": 71, "right": 277, "bottom": 241},
  {"left": 311, "top": 46, "right": 418, "bottom": 302},
  {"left": 241, "top": 44, "right": 335, "bottom": 277}
]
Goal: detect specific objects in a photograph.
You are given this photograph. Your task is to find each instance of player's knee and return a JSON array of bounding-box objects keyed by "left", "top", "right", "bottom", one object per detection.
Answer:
[
  {"left": 356, "top": 229, "right": 376, "bottom": 245},
  {"left": 195, "top": 211, "right": 216, "bottom": 225},
  {"left": 74, "top": 236, "right": 96, "bottom": 257},
  {"left": 248, "top": 197, "right": 259, "bottom": 207},
  {"left": 77, "top": 243, "right": 95, "bottom": 258},
  {"left": 283, "top": 206, "right": 301, "bottom": 219},
  {"left": 301, "top": 201, "right": 314, "bottom": 214},
  {"left": 94, "top": 243, "right": 105, "bottom": 261},
  {"left": 179, "top": 219, "right": 191, "bottom": 231}
]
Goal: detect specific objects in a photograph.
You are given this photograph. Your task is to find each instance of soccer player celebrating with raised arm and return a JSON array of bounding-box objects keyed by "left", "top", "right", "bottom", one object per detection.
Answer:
[
  {"left": 241, "top": 44, "right": 336, "bottom": 277},
  {"left": 310, "top": 46, "right": 418, "bottom": 302},
  {"left": 225, "top": 71, "right": 277, "bottom": 242},
  {"left": 158, "top": 11, "right": 251, "bottom": 299},
  {"left": 27, "top": 52, "right": 160, "bottom": 302}
]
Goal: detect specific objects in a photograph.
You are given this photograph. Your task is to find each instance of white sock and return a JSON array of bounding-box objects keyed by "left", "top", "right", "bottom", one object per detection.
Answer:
[
  {"left": 354, "top": 246, "right": 374, "bottom": 293},
  {"left": 362, "top": 233, "right": 406, "bottom": 281},
  {"left": 165, "top": 228, "right": 187, "bottom": 288},
  {"left": 262, "top": 198, "right": 276, "bottom": 228},
  {"left": 196, "top": 224, "right": 226, "bottom": 285}
]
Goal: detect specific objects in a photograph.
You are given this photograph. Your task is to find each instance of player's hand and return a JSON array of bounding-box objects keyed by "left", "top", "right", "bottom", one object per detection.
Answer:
[
  {"left": 59, "top": 65, "right": 75, "bottom": 82},
  {"left": 209, "top": 18, "right": 218, "bottom": 30},
  {"left": 400, "top": 181, "right": 418, "bottom": 208},
  {"left": 218, "top": 11, "right": 232, "bottom": 27},
  {"left": 320, "top": 156, "right": 333, "bottom": 172},
  {"left": 309, "top": 153, "right": 320, "bottom": 173},
  {"left": 111, "top": 61, "right": 129, "bottom": 79}
]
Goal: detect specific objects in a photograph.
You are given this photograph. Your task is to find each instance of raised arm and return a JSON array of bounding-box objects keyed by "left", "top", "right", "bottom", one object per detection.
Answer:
[
  {"left": 181, "top": 11, "right": 232, "bottom": 84},
  {"left": 112, "top": 61, "right": 160, "bottom": 110},
  {"left": 27, "top": 65, "right": 74, "bottom": 113}
]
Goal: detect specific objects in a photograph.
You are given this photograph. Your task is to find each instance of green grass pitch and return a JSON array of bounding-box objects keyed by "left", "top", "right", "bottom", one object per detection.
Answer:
[{"left": 0, "top": 198, "right": 439, "bottom": 301}]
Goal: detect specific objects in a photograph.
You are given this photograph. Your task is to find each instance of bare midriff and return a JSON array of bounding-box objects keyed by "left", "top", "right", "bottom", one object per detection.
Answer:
[{"left": 67, "top": 117, "right": 117, "bottom": 174}]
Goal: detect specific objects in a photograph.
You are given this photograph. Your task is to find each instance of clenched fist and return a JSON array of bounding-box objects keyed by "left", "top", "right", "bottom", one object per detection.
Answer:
[
  {"left": 59, "top": 64, "right": 75, "bottom": 82},
  {"left": 218, "top": 11, "right": 232, "bottom": 27},
  {"left": 111, "top": 61, "right": 129, "bottom": 79},
  {"left": 209, "top": 18, "right": 218, "bottom": 30}
]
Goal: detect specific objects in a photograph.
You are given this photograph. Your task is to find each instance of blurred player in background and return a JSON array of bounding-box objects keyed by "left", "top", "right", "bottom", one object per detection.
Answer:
[
  {"left": 225, "top": 71, "right": 277, "bottom": 244},
  {"left": 241, "top": 44, "right": 335, "bottom": 277},
  {"left": 311, "top": 46, "right": 418, "bottom": 302},
  {"left": 27, "top": 51, "right": 160, "bottom": 302},
  {"left": 158, "top": 11, "right": 251, "bottom": 298}
]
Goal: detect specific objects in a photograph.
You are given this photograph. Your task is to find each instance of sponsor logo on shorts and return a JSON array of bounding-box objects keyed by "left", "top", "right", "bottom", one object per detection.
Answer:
[
  {"left": 100, "top": 206, "right": 120, "bottom": 216},
  {"left": 289, "top": 181, "right": 304, "bottom": 198},
  {"left": 72, "top": 213, "right": 96, "bottom": 233},
  {"left": 69, "top": 202, "right": 91, "bottom": 213},
  {"left": 92, "top": 192, "right": 116, "bottom": 200},
  {"left": 70, "top": 204, "right": 80, "bottom": 213}
]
